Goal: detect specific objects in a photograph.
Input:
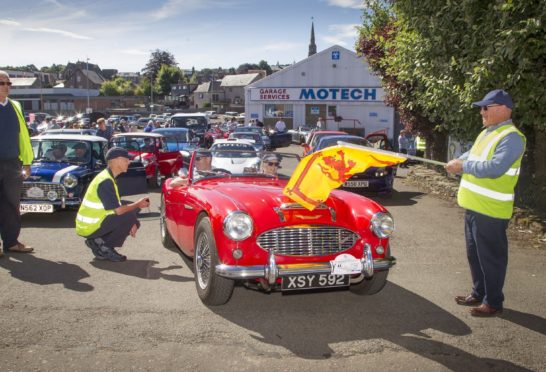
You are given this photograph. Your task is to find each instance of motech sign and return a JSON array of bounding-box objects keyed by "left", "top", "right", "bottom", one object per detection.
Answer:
[{"left": 249, "top": 87, "right": 384, "bottom": 102}]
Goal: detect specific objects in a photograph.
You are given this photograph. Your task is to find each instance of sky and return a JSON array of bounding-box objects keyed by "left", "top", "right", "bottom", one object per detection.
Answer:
[{"left": 0, "top": 0, "right": 365, "bottom": 73}]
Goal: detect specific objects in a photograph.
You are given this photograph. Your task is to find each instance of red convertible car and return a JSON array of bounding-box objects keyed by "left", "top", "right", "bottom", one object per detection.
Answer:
[
  {"left": 160, "top": 149, "right": 396, "bottom": 305},
  {"left": 111, "top": 133, "right": 183, "bottom": 188}
]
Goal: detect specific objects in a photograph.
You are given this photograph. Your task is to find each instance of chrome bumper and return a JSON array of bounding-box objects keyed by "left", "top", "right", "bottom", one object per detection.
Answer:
[{"left": 215, "top": 243, "right": 396, "bottom": 284}]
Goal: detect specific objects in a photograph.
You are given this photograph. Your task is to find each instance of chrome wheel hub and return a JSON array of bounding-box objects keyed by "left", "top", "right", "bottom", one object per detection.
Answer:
[{"left": 196, "top": 234, "right": 211, "bottom": 289}]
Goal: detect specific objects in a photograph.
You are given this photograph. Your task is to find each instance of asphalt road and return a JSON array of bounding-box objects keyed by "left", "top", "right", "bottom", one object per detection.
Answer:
[{"left": 1, "top": 145, "right": 545, "bottom": 371}]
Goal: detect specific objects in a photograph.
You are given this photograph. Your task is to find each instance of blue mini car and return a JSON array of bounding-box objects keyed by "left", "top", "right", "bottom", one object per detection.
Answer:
[{"left": 21, "top": 134, "right": 146, "bottom": 213}]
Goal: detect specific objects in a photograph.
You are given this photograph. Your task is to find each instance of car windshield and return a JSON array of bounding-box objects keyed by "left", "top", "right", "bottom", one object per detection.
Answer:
[
  {"left": 188, "top": 123, "right": 207, "bottom": 133},
  {"left": 188, "top": 149, "right": 299, "bottom": 182},
  {"left": 111, "top": 136, "right": 156, "bottom": 152},
  {"left": 153, "top": 130, "right": 190, "bottom": 143},
  {"left": 171, "top": 116, "right": 207, "bottom": 127},
  {"left": 32, "top": 139, "right": 92, "bottom": 164},
  {"left": 234, "top": 127, "right": 263, "bottom": 135},
  {"left": 317, "top": 136, "right": 370, "bottom": 150},
  {"left": 230, "top": 133, "right": 262, "bottom": 143}
]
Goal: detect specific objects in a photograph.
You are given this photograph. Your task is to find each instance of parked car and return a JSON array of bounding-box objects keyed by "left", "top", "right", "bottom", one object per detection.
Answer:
[
  {"left": 310, "top": 134, "right": 395, "bottom": 196},
  {"left": 224, "top": 111, "right": 239, "bottom": 118},
  {"left": 40, "top": 128, "right": 97, "bottom": 136},
  {"left": 228, "top": 131, "right": 266, "bottom": 152},
  {"left": 21, "top": 134, "right": 146, "bottom": 213},
  {"left": 303, "top": 130, "right": 348, "bottom": 156},
  {"left": 160, "top": 148, "right": 396, "bottom": 305},
  {"left": 110, "top": 132, "right": 183, "bottom": 188},
  {"left": 266, "top": 128, "right": 292, "bottom": 149},
  {"left": 168, "top": 113, "right": 211, "bottom": 147},
  {"left": 233, "top": 126, "right": 271, "bottom": 150},
  {"left": 209, "top": 139, "right": 261, "bottom": 173},
  {"left": 288, "top": 125, "right": 315, "bottom": 144},
  {"left": 152, "top": 128, "right": 200, "bottom": 167},
  {"left": 205, "top": 110, "right": 218, "bottom": 119}
]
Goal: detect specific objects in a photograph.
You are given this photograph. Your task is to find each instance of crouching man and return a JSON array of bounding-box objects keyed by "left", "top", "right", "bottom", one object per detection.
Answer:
[{"left": 75, "top": 147, "right": 150, "bottom": 262}]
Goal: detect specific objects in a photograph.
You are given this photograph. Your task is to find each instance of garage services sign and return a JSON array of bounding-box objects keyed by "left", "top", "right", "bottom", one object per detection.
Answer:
[{"left": 249, "top": 87, "right": 384, "bottom": 102}]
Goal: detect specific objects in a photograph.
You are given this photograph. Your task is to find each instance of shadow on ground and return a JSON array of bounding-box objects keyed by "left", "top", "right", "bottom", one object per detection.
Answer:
[
  {"left": 91, "top": 259, "right": 192, "bottom": 282},
  {"left": 210, "top": 282, "right": 530, "bottom": 370},
  {"left": 0, "top": 254, "right": 92, "bottom": 291}
]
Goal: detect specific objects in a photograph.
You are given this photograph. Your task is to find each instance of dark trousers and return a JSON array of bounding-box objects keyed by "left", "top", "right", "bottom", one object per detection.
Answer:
[
  {"left": 87, "top": 211, "right": 139, "bottom": 248},
  {"left": 464, "top": 209, "right": 509, "bottom": 309},
  {"left": 0, "top": 159, "right": 23, "bottom": 249}
]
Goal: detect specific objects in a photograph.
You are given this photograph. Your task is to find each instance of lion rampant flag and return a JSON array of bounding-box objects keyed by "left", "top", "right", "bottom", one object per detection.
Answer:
[{"left": 283, "top": 143, "right": 407, "bottom": 210}]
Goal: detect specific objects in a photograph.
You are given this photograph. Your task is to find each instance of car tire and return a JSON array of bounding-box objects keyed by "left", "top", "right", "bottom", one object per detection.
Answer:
[
  {"left": 194, "top": 217, "right": 234, "bottom": 306},
  {"left": 149, "top": 167, "right": 162, "bottom": 188},
  {"left": 160, "top": 196, "right": 176, "bottom": 249},
  {"left": 349, "top": 270, "right": 389, "bottom": 295}
]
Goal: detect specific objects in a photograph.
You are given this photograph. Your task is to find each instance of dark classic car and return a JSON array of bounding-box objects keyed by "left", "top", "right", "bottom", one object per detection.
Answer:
[
  {"left": 160, "top": 149, "right": 396, "bottom": 305},
  {"left": 310, "top": 134, "right": 395, "bottom": 196},
  {"left": 21, "top": 134, "right": 146, "bottom": 213},
  {"left": 110, "top": 133, "right": 184, "bottom": 188}
]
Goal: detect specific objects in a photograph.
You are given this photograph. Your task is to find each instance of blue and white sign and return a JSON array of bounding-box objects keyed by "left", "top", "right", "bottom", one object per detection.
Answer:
[
  {"left": 249, "top": 87, "right": 384, "bottom": 102},
  {"left": 310, "top": 107, "right": 320, "bottom": 114},
  {"left": 331, "top": 51, "right": 340, "bottom": 60},
  {"left": 251, "top": 113, "right": 259, "bottom": 119}
]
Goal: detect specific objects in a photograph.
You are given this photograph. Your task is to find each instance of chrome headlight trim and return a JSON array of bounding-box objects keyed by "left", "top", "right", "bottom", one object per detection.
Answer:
[
  {"left": 223, "top": 211, "right": 253, "bottom": 241},
  {"left": 370, "top": 212, "right": 394, "bottom": 238},
  {"left": 62, "top": 174, "right": 78, "bottom": 188}
]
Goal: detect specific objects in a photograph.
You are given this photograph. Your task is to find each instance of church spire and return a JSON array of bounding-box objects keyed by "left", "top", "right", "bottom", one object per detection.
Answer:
[{"left": 308, "top": 19, "right": 317, "bottom": 57}]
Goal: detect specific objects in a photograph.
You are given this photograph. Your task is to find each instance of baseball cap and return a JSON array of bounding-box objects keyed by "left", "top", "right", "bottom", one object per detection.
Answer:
[
  {"left": 262, "top": 153, "right": 281, "bottom": 167},
  {"left": 105, "top": 147, "right": 132, "bottom": 161},
  {"left": 472, "top": 89, "right": 513, "bottom": 109}
]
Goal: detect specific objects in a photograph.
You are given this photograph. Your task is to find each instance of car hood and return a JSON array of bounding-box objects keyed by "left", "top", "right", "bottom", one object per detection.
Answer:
[
  {"left": 29, "top": 162, "right": 87, "bottom": 182},
  {"left": 193, "top": 180, "right": 386, "bottom": 232}
]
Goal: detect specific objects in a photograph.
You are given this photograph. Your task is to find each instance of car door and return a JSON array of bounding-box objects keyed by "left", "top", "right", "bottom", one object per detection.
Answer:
[{"left": 156, "top": 137, "right": 183, "bottom": 176}]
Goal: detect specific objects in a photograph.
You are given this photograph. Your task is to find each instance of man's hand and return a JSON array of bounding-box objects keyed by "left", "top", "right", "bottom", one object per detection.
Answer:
[
  {"left": 445, "top": 159, "right": 464, "bottom": 175},
  {"left": 137, "top": 197, "right": 150, "bottom": 209},
  {"left": 170, "top": 176, "right": 189, "bottom": 187},
  {"left": 22, "top": 165, "right": 31, "bottom": 180},
  {"left": 130, "top": 224, "right": 138, "bottom": 238}
]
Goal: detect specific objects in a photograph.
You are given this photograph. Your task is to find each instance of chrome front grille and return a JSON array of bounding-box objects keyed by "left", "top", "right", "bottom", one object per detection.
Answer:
[
  {"left": 21, "top": 182, "right": 67, "bottom": 200},
  {"left": 257, "top": 225, "right": 359, "bottom": 256}
]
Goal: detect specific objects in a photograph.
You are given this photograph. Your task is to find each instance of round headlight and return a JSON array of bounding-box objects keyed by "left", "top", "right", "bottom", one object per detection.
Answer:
[
  {"left": 47, "top": 190, "right": 58, "bottom": 201},
  {"left": 223, "top": 211, "right": 253, "bottom": 241},
  {"left": 370, "top": 212, "right": 394, "bottom": 238},
  {"left": 63, "top": 174, "right": 78, "bottom": 188},
  {"left": 375, "top": 167, "right": 387, "bottom": 177}
]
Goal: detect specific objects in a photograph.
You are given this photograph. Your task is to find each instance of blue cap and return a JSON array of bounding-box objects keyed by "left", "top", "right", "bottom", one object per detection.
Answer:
[
  {"left": 105, "top": 147, "right": 131, "bottom": 161},
  {"left": 472, "top": 89, "right": 513, "bottom": 109}
]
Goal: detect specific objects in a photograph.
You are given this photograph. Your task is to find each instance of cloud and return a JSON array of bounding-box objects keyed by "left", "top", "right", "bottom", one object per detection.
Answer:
[
  {"left": 23, "top": 27, "right": 93, "bottom": 40},
  {"left": 150, "top": 0, "right": 234, "bottom": 21},
  {"left": 43, "top": 0, "right": 64, "bottom": 7},
  {"left": 0, "top": 19, "right": 21, "bottom": 26},
  {"left": 325, "top": 0, "right": 365, "bottom": 9},
  {"left": 121, "top": 49, "right": 149, "bottom": 56},
  {"left": 321, "top": 23, "right": 359, "bottom": 46},
  {"left": 261, "top": 42, "right": 302, "bottom": 52}
]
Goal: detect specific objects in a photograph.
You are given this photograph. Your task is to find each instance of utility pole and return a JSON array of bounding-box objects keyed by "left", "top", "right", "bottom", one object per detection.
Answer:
[
  {"left": 150, "top": 75, "right": 154, "bottom": 115},
  {"left": 86, "top": 57, "right": 90, "bottom": 113}
]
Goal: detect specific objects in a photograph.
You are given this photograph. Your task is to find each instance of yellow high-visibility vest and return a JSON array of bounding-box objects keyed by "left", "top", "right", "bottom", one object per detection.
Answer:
[{"left": 457, "top": 124, "right": 525, "bottom": 219}]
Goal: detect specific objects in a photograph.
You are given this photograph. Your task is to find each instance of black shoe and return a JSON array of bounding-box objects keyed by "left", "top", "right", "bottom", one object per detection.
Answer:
[
  {"left": 85, "top": 239, "right": 106, "bottom": 260},
  {"left": 98, "top": 246, "right": 127, "bottom": 262}
]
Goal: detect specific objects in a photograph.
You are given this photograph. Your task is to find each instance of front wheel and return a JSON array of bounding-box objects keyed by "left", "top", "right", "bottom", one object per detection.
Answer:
[
  {"left": 149, "top": 166, "right": 162, "bottom": 188},
  {"left": 194, "top": 217, "right": 234, "bottom": 306},
  {"left": 349, "top": 270, "right": 389, "bottom": 295}
]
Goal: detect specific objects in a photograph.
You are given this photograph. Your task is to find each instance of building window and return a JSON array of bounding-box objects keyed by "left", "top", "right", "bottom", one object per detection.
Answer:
[
  {"left": 328, "top": 105, "right": 337, "bottom": 118},
  {"left": 212, "top": 94, "right": 219, "bottom": 101},
  {"left": 199, "top": 93, "right": 203, "bottom": 99},
  {"left": 77, "top": 75, "right": 81, "bottom": 83},
  {"left": 264, "top": 104, "right": 293, "bottom": 118}
]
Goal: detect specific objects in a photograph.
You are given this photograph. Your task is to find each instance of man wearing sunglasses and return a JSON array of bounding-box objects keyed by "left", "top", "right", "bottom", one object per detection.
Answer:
[
  {"left": 0, "top": 71, "right": 34, "bottom": 258},
  {"left": 445, "top": 89, "right": 526, "bottom": 317}
]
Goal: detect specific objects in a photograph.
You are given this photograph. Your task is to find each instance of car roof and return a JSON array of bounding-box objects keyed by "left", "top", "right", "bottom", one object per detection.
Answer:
[
  {"left": 112, "top": 132, "right": 163, "bottom": 138},
  {"left": 171, "top": 113, "right": 207, "bottom": 117},
  {"left": 153, "top": 128, "right": 189, "bottom": 132},
  {"left": 213, "top": 138, "right": 254, "bottom": 146},
  {"left": 33, "top": 134, "right": 107, "bottom": 142}
]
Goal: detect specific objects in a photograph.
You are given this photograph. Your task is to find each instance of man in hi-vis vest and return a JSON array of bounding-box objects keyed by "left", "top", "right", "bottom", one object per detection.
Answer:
[
  {"left": 76, "top": 147, "right": 150, "bottom": 262},
  {"left": 445, "top": 89, "right": 525, "bottom": 317}
]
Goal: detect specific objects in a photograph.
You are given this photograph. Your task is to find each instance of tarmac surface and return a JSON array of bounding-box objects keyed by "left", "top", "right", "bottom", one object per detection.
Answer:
[{"left": 0, "top": 145, "right": 545, "bottom": 371}]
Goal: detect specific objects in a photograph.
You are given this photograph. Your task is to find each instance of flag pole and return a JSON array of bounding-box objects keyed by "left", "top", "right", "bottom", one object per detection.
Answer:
[{"left": 336, "top": 141, "right": 447, "bottom": 167}]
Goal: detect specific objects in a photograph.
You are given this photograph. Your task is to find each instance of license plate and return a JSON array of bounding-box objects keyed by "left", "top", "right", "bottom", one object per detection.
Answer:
[
  {"left": 281, "top": 274, "right": 349, "bottom": 291},
  {"left": 343, "top": 180, "right": 369, "bottom": 188},
  {"left": 20, "top": 203, "right": 54, "bottom": 213}
]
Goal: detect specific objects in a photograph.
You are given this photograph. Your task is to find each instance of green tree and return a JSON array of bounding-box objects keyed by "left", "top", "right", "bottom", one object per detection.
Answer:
[
  {"left": 258, "top": 60, "right": 272, "bottom": 75},
  {"left": 141, "top": 49, "right": 177, "bottom": 80},
  {"left": 100, "top": 77, "right": 135, "bottom": 96},
  {"left": 156, "top": 65, "right": 184, "bottom": 96},
  {"left": 100, "top": 80, "right": 121, "bottom": 96}
]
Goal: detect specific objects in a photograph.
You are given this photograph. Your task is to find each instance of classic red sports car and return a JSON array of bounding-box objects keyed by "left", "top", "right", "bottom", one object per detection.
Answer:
[
  {"left": 111, "top": 133, "right": 183, "bottom": 188},
  {"left": 160, "top": 149, "right": 396, "bottom": 305}
]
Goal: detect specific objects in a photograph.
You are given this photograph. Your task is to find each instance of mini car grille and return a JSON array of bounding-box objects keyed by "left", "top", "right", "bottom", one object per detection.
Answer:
[
  {"left": 257, "top": 225, "right": 359, "bottom": 256},
  {"left": 21, "top": 182, "right": 68, "bottom": 200}
]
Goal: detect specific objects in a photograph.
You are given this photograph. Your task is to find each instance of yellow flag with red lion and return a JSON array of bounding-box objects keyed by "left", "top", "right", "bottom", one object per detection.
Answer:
[{"left": 283, "top": 143, "right": 407, "bottom": 210}]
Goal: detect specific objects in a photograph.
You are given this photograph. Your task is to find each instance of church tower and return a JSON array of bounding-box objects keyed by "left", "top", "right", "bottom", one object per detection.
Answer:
[{"left": 308, "top": 20, "right": 317, "bottom": 57}]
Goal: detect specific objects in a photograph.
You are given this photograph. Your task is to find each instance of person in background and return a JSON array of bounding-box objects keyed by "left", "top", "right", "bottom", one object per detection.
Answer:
[
  {"left": 445, "top": 89, "right": 525, "bottom": 317},
  {"left": 76, "top": 147, "right": 150, "bottom": 262},
  {"left": 72, "top": 142, "right": 89, "bottom": 163},
  {"left": 316, "top": 117, "right": 325, "bottom": 130},
  {"left": 0, "top": 70, "right": 34, "bottom": 257},
  {"left": 95, "top": 118, "right": 113, "bottom": 141},
  {"left": 398, "top": 129, "right": 410, "bottom": 168},
  {"left": 46, "top": 143, "right": 68, "bottom": 161},
  {"left": 144, "top": 120, "right": 154, "bottom": 133},
  {"left": 117, "top": 119, "right": 127, "bottom": 133},
  {"left": 275, "top": 118, "right": 286, "bottom": 132}
]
